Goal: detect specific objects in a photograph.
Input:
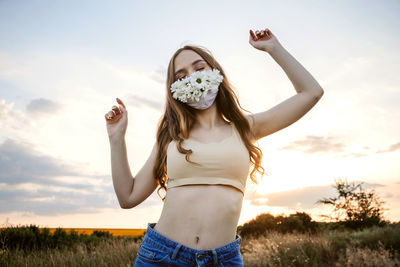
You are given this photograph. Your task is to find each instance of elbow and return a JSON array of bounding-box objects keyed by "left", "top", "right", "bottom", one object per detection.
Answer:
[
  {"left": 120, "top": 201, "right": 138, "bottom": 209},
  {"left": 303, "top": 88, "right": 324, "bottom": 100},
  {"left": 315, "top": 88, "right": 324, "bottom": 99},
  {"left": 120, "top": 202, "right": 134, "bottom": 209},
  {"left": 119, "top": 201, "right": 128, "bottom": 209},
  {"left": 309, "top": 88, "right": 324, "bottom": 101},
  {"left": 119, "top": 199, "right": 136, "bottom": 209},
  {"left": 120, "top": 203, "right": 130, "bottom": 209}
]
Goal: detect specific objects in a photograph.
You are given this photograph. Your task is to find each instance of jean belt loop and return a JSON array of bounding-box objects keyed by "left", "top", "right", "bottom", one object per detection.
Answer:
[
  {"left": 211, "top": 248, "right": 218, "bottom": 266},
  {"left": 171, "top": 243, "right": 183, "bottom": 260}
]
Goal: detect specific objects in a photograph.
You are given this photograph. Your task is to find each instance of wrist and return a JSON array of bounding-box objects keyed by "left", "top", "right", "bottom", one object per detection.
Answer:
[
  {"left": 264, "top": 42, "right": 284, "bottom": 55},
  {"left": 109, "top": 135, "right": 126, "bottom": 145}
]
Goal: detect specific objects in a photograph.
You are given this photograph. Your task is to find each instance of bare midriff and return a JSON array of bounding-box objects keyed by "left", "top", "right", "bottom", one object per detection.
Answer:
[{"left": 153, "top": 184, "right": 244, "bottom": 250}]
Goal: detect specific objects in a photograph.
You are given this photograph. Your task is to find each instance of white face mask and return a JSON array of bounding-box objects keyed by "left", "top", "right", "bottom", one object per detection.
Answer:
[
  {"left": 186, "top": 89, "right": 219, "bottom": 110},
  {"left": 170, "top": 68, "right": 224, "bottom": 110}
]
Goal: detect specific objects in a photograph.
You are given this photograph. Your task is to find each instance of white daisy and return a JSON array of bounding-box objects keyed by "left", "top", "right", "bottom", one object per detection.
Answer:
[{"left": 170, "top": 68, "right": 223, "bottom": 103}]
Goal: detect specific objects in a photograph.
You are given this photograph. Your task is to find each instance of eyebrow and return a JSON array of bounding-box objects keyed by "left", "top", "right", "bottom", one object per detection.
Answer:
[{"left": 174, "top": 59, "right": 205, "bottom": 76}]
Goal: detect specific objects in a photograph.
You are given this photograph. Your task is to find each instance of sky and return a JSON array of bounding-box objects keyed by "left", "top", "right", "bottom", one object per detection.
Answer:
[{"left": 0, "top": 0, "right": 399, "bottom": 229}]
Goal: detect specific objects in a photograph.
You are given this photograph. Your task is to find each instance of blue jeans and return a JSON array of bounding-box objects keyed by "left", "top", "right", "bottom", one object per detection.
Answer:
[{"left": 133, "top": 222, "right": 243, "bottom": 267}]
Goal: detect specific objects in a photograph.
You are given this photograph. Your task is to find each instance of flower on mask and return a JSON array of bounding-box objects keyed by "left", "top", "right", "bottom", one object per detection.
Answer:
[{"left": 170, "top": 68, "right": 223, "bottom": 103}]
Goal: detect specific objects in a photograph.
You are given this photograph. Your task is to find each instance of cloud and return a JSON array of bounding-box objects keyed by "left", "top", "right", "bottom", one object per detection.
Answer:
[
  {"left": 340, "top": 152, "right": 370, "bottom": 158},
  {"left": 148, "top": 65, "right": 167, "bottom": 85},
  {"left": 278, "top": 134, "right": 400, "bottom": 157},
  {"left": 0, "top": 138, "right": 160, "bottom": 216},
  {"left": 0, "top": 138, "right": 82, "bottom": 185},
  {"left": 0, "top": 183, "right": 115, "bottom": 216},
  {"left": 0, "top": 99, "right": 32, "bottom": 130},
  {"left": 278, "top": 135, "right": 346, "bottom": 154},
  {"left": 376, "top": 141, "right": 400, "bottom": 153},
  {"left": 245, "top": 181, "right": 387, "bottom": 210},
  {"left": 26, "top": 98, "right": 64, "bottom": 116},
  {"left": 246, "top": 184, "right": 337, "bottom": 209},
  {"left": 125, "top": 93, "right": 163, "bottom": 111},
  {"left": 0, "top": 89, "right": 164, "bottom": 217},
  {"left": 0, "top": 99, "right": 14, "bottom": 120}
]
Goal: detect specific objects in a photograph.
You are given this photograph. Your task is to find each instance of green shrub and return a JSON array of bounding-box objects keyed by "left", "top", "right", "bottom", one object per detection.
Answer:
[
  {"left": 0, "top": 224, "right": 119, "bottom": 252},
  {"left": 238, "top": 211, "right": 321, "bottom": 238}
]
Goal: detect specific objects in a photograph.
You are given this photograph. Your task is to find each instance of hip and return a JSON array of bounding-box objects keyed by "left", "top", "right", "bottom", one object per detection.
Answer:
[{"left": 133, "top": 222, "right": 243, "bottom": 267}]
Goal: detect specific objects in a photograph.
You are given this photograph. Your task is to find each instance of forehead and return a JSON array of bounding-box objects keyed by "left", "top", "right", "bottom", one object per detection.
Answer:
[{"left": 174, "top": 50, "right": 204, "bottom": 71}]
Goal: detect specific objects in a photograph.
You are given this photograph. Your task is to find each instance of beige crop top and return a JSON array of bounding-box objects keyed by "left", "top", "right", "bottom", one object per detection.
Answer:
[{"left": 166, "top": 122, "right": 251, "bottom": 195}]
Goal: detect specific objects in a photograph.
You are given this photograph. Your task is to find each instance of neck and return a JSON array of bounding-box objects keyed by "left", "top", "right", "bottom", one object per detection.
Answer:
[{"left": 193, "top": 103, "right": 226, "bottom": 129}]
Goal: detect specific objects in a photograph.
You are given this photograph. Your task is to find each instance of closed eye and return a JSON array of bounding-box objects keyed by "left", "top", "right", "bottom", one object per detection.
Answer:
[{"left": 176, "top": 68, "right": 205, "bottom": 80}]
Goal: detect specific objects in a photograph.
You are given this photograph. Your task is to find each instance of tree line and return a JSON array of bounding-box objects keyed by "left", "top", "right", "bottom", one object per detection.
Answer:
[{"left": 238, "top": 178, "right": 390, "bottom": 239}]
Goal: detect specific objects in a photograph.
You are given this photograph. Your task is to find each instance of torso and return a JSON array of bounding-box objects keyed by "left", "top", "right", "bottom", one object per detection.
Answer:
[
  {"left": 154, "top": 121, "right": 244, "bottom": 250},
  {"left": 154, "top": 184, "right": 243, "bottom": 250}
]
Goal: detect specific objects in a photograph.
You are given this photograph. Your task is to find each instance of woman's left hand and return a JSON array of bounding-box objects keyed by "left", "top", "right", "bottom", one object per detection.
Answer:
[{"left": 249, "top": 28, "right": 282, "bottom": 53}]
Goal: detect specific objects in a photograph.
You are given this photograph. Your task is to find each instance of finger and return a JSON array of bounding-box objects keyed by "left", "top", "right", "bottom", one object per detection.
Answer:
[
  {"left": 112, "top": 105, "right": 121, "bottom": 115},
  {"left": 249, "top": 29, "right": 257, "bottom": 41},
  {"left": 111, "top": 110, "right": 120, "bottom": 118},
  {"left": 249, "top": 31, "right": 255, "bottom": 43},
  {"left": 105, "top": 111, "right": 114, "bottom": 120},
  {"left": 116, "top": 98, "right": 126, "bottom": 110},
  {"left": 250, "top": 30, "right": 257, "bottom": 39}
]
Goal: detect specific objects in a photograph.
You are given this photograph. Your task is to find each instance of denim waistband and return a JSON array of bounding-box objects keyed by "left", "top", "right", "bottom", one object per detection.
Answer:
[{"left": 142, "top": 222, "right": 242, "bottom": 263}]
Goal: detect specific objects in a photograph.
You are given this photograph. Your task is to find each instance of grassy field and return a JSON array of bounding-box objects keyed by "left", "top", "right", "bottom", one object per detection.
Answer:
[
  {"left": 240, "top": 227, "right": 400, "bottom": 266},
  {"left": 1, "top": 224, "right": 399, "bottom": 266}
]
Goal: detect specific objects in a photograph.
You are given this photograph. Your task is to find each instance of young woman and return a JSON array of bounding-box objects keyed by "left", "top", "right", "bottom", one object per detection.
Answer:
[{"left": 104, "top": 28, "right": 324, "bottom": 267}]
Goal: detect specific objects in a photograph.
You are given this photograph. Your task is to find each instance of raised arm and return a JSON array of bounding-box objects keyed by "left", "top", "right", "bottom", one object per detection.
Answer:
[
  {"left": 248, "top": 28, "right": 324, "bottom": 140},
  {"left": 105, "top": 98, "right": 158, "bottom": 209}
]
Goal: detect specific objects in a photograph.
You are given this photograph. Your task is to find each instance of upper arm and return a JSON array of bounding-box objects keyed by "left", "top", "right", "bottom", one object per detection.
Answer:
[
  {"left": 123, "top": 142, "right": 159, "bottom": 209},
  {"left": 247, "top": 92, "right": 323, "bottom": 140}
]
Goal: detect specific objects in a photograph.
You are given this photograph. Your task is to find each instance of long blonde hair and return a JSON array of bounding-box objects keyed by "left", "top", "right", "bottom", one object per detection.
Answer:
[{"left": 154, "top": 44, "right": 267, "bottom": 201}]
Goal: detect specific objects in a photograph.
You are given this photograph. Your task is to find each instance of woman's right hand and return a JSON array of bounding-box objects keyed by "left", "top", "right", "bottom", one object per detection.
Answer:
[{"left": 104, "top": 98, "right": 128, "bottom": 141}]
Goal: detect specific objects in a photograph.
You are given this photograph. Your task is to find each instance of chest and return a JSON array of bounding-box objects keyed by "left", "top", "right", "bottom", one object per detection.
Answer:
[{"left": 166, "top": 137, "right": 250, "bottom": 178}]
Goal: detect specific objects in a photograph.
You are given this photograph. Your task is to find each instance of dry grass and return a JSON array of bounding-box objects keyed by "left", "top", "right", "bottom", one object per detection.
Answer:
[
  {"left": 1, "top": 238, "right": 140, "bottom": 267},
  {"left": 241, "top": 231, "right": 334, "bottom": 266},
  {"left": 336, "top": 242, "right": 399, "bottom": 267},
  {"left": 240, "top": 230, "right": 400, "bottom": 267},
  {"left": 2, "top": 230, "right": 399, "bottom": 266}
]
